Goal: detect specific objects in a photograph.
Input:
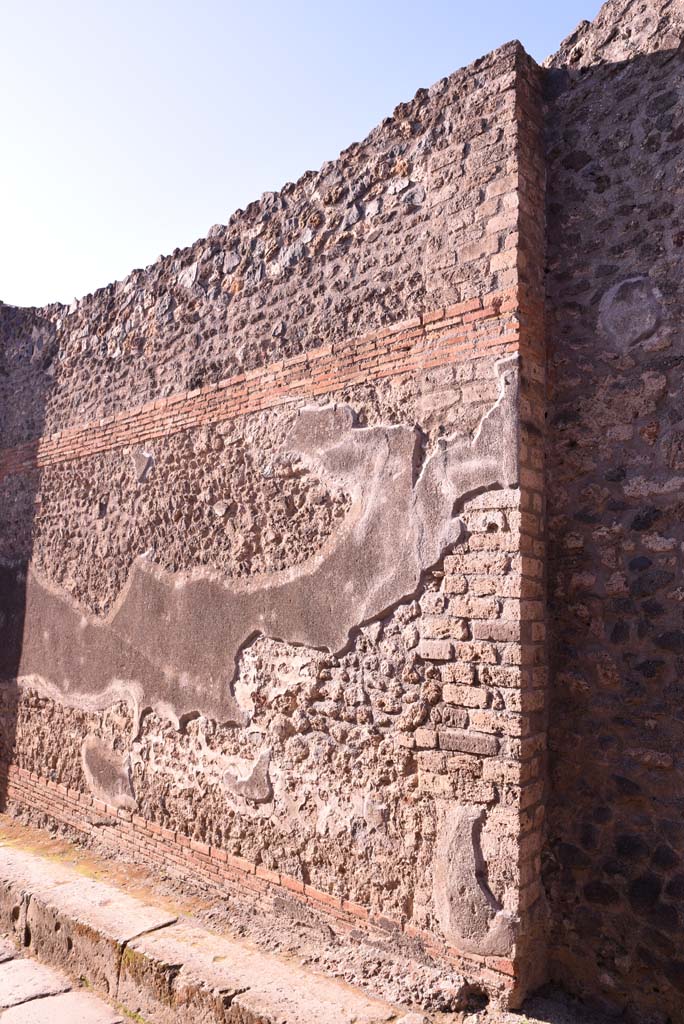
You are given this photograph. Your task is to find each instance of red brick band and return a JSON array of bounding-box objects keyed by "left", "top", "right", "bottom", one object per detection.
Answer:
[
  {"left": 0, "top": 762, "right": 516, "bottom": 994},
  {"left": 0, "top": 291, "right": 519, "bottom": 482}
]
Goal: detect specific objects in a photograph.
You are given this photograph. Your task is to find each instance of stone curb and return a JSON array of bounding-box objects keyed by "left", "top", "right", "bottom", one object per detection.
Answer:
[{"left": 0, "top": 842, "right": 398, "bottom": 1024}]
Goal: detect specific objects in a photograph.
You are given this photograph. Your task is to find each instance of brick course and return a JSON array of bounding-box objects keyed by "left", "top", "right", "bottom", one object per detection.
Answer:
[
  {"left": 0, "top": 292, "right": 517, "bottom": 482},
  {"left": 0, "top": 763, "right": 518, "bottom": 1001}
]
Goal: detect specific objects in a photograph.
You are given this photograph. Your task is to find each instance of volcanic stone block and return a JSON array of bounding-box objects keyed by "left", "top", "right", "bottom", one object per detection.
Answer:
[
  {"left": 118, "top": 919, "right": 396, "bottom": 1024},
  {"left": 23, "top": 878, "right": 176, "bottom": 999}
]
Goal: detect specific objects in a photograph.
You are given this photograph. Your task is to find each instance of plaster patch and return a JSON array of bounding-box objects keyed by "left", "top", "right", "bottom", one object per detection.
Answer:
[
  {"left": 11, "top": 357, "right": 519, "bottom": 812},
  {"left": 432, "top": 804, "right": 517, "bottom": 955},
  {"left": 81, "top": 735, "right": 136, "bottom": 812},
  {"left": 224, "top": 748, "right": 273, "bottom": 804},
  {"left": 598, "top": 276, "right": 663, "bottom": 349}
]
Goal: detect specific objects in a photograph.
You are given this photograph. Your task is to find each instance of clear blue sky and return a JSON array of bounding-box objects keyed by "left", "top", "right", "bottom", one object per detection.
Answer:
[{"left": 1, "top": 0, "right": 601, "bottom": 308}]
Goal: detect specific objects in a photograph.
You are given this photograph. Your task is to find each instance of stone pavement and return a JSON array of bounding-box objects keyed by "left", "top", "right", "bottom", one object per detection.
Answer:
[
  {"left": 0, "top": 835, "right": 398, "bottom": 1024},
  {"left": 0, "top": 935, "right": 122, "bottom": 1022}
]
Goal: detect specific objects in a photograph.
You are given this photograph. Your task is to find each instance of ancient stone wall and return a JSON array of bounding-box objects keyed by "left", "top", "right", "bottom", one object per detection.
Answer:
[
  {"left": 0, "top": 43, "right": 547, "bottom": 1011},
  {"left": 0, "top": 42, "right": 528, "bottom": 450},
  {"left": 544, "top": 1, "right": 684, "bottom": 1020},
  {"left": 7, "top": 1, "right": 684, "bottom": 1017}
]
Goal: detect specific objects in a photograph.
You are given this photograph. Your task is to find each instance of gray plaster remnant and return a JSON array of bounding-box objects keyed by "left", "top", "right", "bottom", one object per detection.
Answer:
[
  {"left": 598, "top": 276, "right": 663, "bottom": 349},
  {"left": 432, "top": 805, "right": 516, "bottom": 955},
  {"left": 224, "top": 748, "right": 273, "bottom": 804},
  {"left": 132, "top": 450, "right": 154, "bottom": 483},
  {"left": 81, "top": 735, "right": 136, "bottom": 811},
  {"left": 14, "top": 357, "right": 519, "bottom": 807}
]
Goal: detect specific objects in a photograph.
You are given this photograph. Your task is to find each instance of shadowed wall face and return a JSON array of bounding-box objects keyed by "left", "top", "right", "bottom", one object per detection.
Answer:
[
  {"left": 0, "top": 306, "right": 53, "bottom": 809},
  {"left": 544, "top": 1, "right": 684, "bottom": 1020},
  {"left": 0, "top": 42, "right": 547, "bottom": 1013}
]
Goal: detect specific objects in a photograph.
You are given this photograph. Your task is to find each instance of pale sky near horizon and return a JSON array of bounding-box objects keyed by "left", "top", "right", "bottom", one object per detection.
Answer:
[{"left": 1, "top": 0, "right": 601, "bottom": 309}]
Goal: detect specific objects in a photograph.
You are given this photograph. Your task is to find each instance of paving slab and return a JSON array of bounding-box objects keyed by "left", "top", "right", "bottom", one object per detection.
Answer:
[
  {"left": 24, "top": 875, "right": 177, "bottom": 1000},
  {"left": 0, "top": 958, "right": 70, "bottom": 1008},
  {"left": 0, "top": 845, "right": 77, "bottom": 898},
  {"left": 0, "top": 843, "right": 176, "bottom": 1001},
  {"left": 0, "top": 989, "right": 124, "bottom": 1023},
  {"left": 120, "top": 919, "right": 395, "bottom": 1024}
]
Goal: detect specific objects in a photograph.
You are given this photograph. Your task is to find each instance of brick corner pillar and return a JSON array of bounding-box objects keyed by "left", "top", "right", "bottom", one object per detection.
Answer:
[
  {"left": 417, "top": 44, "right": 548, "bottom": 1010},
  {"left": 508, "top": 45, "right": 548, "bottom": 1004}
]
